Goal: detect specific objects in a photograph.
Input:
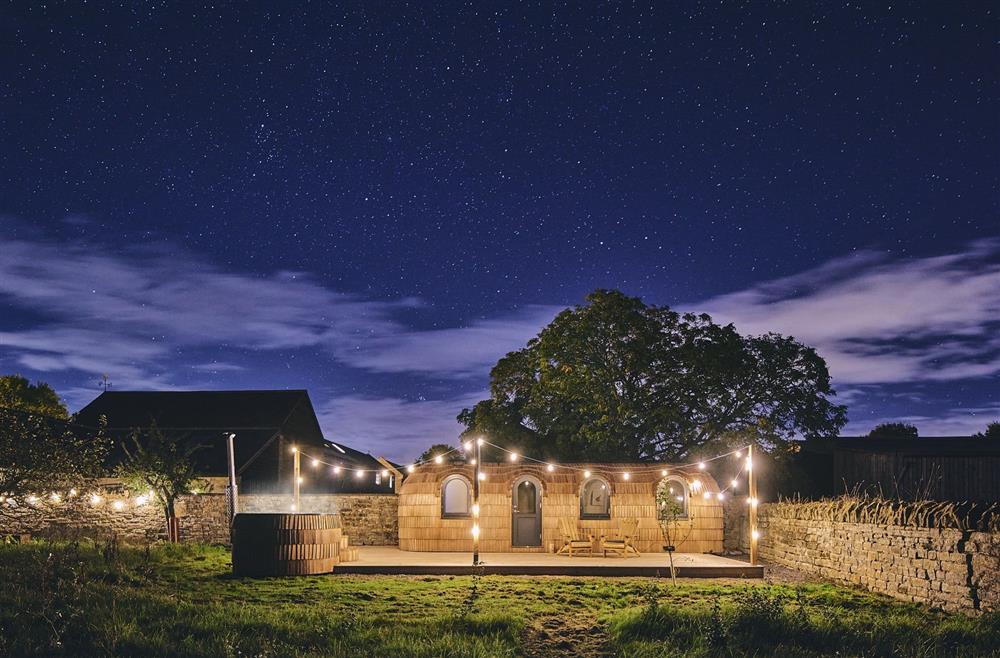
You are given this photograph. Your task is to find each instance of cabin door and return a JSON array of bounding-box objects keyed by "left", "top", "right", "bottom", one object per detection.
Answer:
[{"left": 512, "top": 476, "right": 542, "bottom": 547}]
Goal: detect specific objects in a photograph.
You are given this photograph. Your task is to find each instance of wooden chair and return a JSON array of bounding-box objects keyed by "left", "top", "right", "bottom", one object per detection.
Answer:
[
  {"left": 602, "top": 518, "right": 640, "bottom": 557},
  {"left": 557, "top": 517, "right": 593, "bottom": 557}
]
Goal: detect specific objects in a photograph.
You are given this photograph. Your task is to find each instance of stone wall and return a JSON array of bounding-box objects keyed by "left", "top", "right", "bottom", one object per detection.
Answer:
[
  {"left": 0, "top": 486, "right": 400, "bottom": 547},
  {"left": 759, "top": 506, "right": 1000, "bottom": 613},
  {"left": 238, "top": 494, "right": 398, "bottom": 545}
]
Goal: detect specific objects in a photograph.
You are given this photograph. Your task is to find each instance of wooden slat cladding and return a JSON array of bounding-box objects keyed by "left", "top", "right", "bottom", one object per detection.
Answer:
[{"left": 397, "top": 464, "right": 724, "bottom": 554}]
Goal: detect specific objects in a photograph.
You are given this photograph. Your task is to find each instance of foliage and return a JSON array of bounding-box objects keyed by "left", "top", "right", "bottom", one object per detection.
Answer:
[
  {"left": 116, "top": 423, "right": 208, "bottom": 541},
  {"left": 766, "top": 495, "right": 1000, "bottom": 532},
  {"left": 2, "top": 542, "right": 996, "bottom": 657},
  {"left": 0, "top": 407, "right": 109, "bottom": 506},
  {"left": 867, "top": 422, "right": 919, "bottom": 439},
  {"left": 0, "top": 374, "right": 68, "bottom": 419},
  {"left": 654, "top": 480, "right": 695, "bottom": 583},
  {"left": 417, "top": 442, "right": 466, "bottom": 464},
  {"left": 459, "top": 289, "right": 846, "bottom": 461},
  {"left": 974, "top": 422, "right": 1000, "bottom": 440}
]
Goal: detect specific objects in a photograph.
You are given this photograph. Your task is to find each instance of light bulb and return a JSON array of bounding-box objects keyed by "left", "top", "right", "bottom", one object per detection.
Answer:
[
  {"left": 660, "top": 469, "right": 668, "bottom": 477},
  {"left": 463, "top": 441, "right": 472, "bottom": 451},
  {"left": 333, "top": 466, "right": 342, "bottom": 474},
  {"left": 470, "top": 458, "right": 477, "bottom": 465},
  {"left": 291, "top": 446, "right": 297, "bottom": 453},
  {"left": 355, "top": 470, "right": 364, "bottom": 479},
  {"left": 690, "top": 479, "right": 702, "bottom": 491},
  {"left": 434, "top": 455, "right": 443, "bottom": 464},
  {"left": 583, "top": 470, "right": 591, "bottom": 478},
  {"left": 751, "top": 530, "right": 761, "bottom": 540},
  {"left": 703, "top": 491, "right": 712, "bottom": 500},
  {"left": 471, "top": 524, "right": 480, "bottom": 538},
  {"left": 297, "top": 476, "right": 304, "bottom": 484},
  {"left": 698, "top": 462, "right": 706, "bottom": 470},
  {"left": 735, "top": 450, "right": 742, "bottom": 458},
  {"left": 546, "top": 463, "right": 554, "bottom": 472},
  {"left": 311, "top": 458, "right": 320, "bottom": 467},
  {"left": 290, "top": 503, "right": 297, "bottom": 511},
  {"left": 478, "top": 472, "right": 486, "bottom": 481},
  {"left": 717, "top": 492, "right": 725, "bottom": 501},
  {"left": 622, "top": 472, "right": 630, "bottom": 480},
  {"left": 381, "top": 469, "right": 389, "bottom": 478},
  {"left": 472, "top": 503, "right": 480, "bottom": 516},
  {"left": 509, "top": 452, "right": 519, "bottom": 462},
  {"left": 476, "top": 437, "right": 485, "bottom": 446},
  {"left": 731, "top": 479, "right": 739, "bottom": 488}
]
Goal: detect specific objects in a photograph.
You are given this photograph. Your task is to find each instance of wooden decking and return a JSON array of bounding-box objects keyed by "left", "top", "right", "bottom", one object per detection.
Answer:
[{"left": 332, "top": 547, "right": 763, "bottom": 578}]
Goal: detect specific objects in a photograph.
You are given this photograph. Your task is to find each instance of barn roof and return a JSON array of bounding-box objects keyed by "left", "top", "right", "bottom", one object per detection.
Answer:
[{"left": 73, "top": 390, "right": 385, "bottom": 477}]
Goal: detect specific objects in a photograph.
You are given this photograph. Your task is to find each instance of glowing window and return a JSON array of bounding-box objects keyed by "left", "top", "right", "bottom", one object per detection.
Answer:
[
  {"left": 580, "top": 477, "right": 611, "bottom": 519},
  {"left": 441, "top": 475, "right": 471, "bottom": 518}
]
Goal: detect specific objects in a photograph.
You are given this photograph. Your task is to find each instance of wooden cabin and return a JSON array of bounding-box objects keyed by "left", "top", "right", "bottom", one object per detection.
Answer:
[{"left": 398, "top": 463, "right": 724, "bottom": 554}]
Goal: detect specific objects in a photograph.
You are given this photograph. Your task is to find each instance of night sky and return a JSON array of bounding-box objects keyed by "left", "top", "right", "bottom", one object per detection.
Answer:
[{"left": 1, "top": 3, "right": 997, "bottom": 460}]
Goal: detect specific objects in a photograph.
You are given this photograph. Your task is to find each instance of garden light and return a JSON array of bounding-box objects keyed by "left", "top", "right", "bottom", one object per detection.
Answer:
[
  {"left": 90, "top": 494, "right": 102, "bottom": 506},
  {"left": 112, "top": 500, "right": 124, "bottom": 510}
]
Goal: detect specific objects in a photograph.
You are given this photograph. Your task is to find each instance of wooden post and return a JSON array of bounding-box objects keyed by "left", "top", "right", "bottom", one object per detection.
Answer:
[
  {"left": 293, "top": 447, "right": 301, "bottom": 512},
  {"left": 472, "top": 438, "right": 481, "bottom": 565},
  {"left": 226, "top": 432, "right": 238, "bottom": 522},
  {"left": 748, "top": 443, "right": 758, "bottom": 565}
]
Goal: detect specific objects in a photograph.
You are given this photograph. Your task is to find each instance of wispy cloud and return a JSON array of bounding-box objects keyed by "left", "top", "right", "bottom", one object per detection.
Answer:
[
  {"left": 696, "top": 239, "right": 1000, "bottom": 385},
  {"left": 315, "top": 392, "right": 487, "bottom": 459}
]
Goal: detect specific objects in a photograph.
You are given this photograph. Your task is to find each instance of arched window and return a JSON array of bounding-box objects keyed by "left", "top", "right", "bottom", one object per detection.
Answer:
[
  {"left": 441, "top": 475, "right": 471, "bottom": 518},
  {"left": 657, "top": 476, "right": 689, "bottom": 519},
  {"left": 580, "top": 477, "right": 611, "bottom": 519}
]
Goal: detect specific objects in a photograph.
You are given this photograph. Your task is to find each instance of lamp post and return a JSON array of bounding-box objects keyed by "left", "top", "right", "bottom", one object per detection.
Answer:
[
  {"left": 748, "top": 443, "right": 758, "bottom": 565},
  {"left": 472, "top": 437, "right": 481, "bottom": 566}
]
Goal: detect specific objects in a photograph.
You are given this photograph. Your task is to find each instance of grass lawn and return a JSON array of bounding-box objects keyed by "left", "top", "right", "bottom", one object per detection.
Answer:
[{"left": 0, "top": 542, "right": 996, "bottom": 657}]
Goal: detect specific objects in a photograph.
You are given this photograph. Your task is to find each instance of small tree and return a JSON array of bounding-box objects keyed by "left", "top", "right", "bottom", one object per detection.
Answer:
[
  {"left": 655, "top": 481, "right": 695, "bottom": 585},
  {"left": 117, "top": 424, "right": 207, "bottom": 542},
  {"left": 867, "top": 423, "right": 918, "bottom": 439},
  {"left": 974, "top": 422, "right": 1000, "bottom": 440},
  {"left": 0, "top": 408, "right": 109, "bottom": 515}
]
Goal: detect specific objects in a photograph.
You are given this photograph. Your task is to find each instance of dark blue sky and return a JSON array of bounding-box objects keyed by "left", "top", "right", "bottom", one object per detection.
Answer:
[{"left": 1, "top": 2, "right": 997, "bottom": 460}]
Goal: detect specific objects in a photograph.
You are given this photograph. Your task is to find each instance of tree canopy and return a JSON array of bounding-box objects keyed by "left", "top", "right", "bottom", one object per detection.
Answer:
[
  {"left": 417, "top": 442, "right": 465, "bottom": 463},
  {"left": 458, "top": 289, "right": 846, "bottom": 461},
  {"left": 0, "top": 374, "right": 68, "bottom": 419},
  {"left": 867, "top": 423, "right": 919, "bottom": 439},
  {"left": 0, "top": 407, "right": 109, "bottom": 508},
  {"left": 974, "top": 422, "right": 1000, "bottom": 440}
]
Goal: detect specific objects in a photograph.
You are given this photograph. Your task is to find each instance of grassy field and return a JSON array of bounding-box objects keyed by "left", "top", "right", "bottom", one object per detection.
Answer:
[{"left": 0, "top": 541, "right": 996, "bottom": 657}]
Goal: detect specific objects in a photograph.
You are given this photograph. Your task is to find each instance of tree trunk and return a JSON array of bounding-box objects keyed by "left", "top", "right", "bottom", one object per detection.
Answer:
[{"left": 165, "top": 498, "right": 180, "bottom": 543}]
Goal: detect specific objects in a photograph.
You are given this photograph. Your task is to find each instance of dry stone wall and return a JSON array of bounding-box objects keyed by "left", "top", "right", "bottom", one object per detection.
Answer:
[
  {"left": 759, "top": 506, "right": 1000, "bottom": 613},
  {"left": 0, "top": 486, "right": 399, "bottom": 547}
]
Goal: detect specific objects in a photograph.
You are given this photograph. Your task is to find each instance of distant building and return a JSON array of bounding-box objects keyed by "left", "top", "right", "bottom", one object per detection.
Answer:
[
  {"left": 74, "top": 390, "right": 395, "bottom": 494},
  {"left": 796, "top": 437, "right": 1000, "bottom": 501}
]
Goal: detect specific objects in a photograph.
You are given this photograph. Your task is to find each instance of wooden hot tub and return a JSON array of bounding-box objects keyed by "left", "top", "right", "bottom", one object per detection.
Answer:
[{"left": 231, "top": 513, "right": 342, "bottom": 576}]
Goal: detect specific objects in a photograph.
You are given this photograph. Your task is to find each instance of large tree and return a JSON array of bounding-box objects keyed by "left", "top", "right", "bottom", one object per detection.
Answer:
[
  {"left": 458, "top": 290, "right": 846, "bottom": 461},
  {"left": 0, "top": 374, "right": 68, "bottom": 419}
]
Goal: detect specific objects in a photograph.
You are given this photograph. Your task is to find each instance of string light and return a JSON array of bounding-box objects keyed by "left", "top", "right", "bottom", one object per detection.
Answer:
[
  {"left": 297, "top": 476, "right": 304, "bottom": 484},
  {"left": 546, "top": 463, "right": 555, "bottom": 472},
  {"left": 622, "top": 472, "right": 630, "bottom": 480},
  {"left": 751, "top": 529, "right": 761, "bottom": 540},
  {"left": 291, "top": 446, "right": 297, "bottom": 454},
  {"left": 471, "top": 503, "right": 480, "bottom": 516},
  {"left": 717, "top": 492, "right": 725, "bottom": 501},
  {"left": 731, "top": 479, "right": 739, "bottom": 488},
  {"left": 583, "top": 470, "right": 592, "bottom": 478},
  {"left": 478, "top": 472, "right": 486, "bottom": 481},
  {"left": 698, "top": 462, "right": 706, "bottom": 470},
  {"left": 311, "top": 458, "right": 320, "bottom": 467},
  {"left": 660, "top": 469, "right": 668, "bottom": 477},
  {"left": 735, "top": 450, "right": 742, "bottom": 458},
  {"left": 434, "top": 455, "right": 443, "bottom": 465},
  {"left": 703, "top": 491, "right": 712, "bottom": 500},
  {"left": 333, "top": 466, "right": 342, "bottom": 475},
  {"left": 476, "top": 437, "right": 485, "bottom": 446},
  {"left": 748, "top": 497, "right": 758, "bottom": 507},
  {"left": 690, "top": 479, "right": 702, "bottom": 492},
  {"left": 471, "top": 524, "right": 480, "bottom": 538},
  {"left": 381, "top": 469, "right": 389, "bottom": 478},
  {"left": 290, "top": 503, "right": 297, "bottom": 511},
  {"left": 470, "top": 458, "right": 477, "bottom": 465},
  {"left": 406, "top": 464, "right": 415, "bottom": 473},
  {"left": 463, "top": 441, "right": 472, "bottom": 451},
  {"left": 509, "top": 452, "right": 519, "bottom": 462},
  {"left": 355, "top": 470, "right": 364, "bottom": 479}
]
